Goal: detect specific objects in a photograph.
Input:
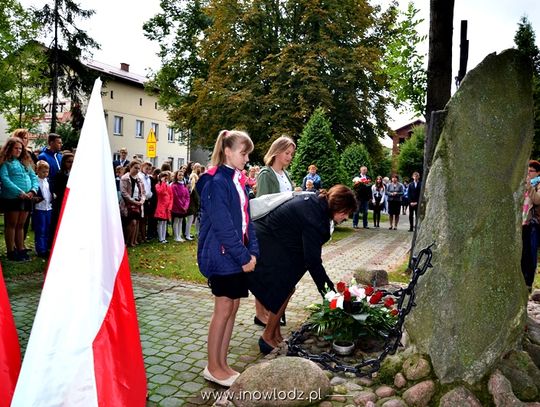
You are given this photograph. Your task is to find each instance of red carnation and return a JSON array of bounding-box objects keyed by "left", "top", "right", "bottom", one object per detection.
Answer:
[
  {"left": 390, "top": 309, "right": 399, "bottom": 316},
  {"left": 384, "top": 297, "right": 395, "bottom": 308},
  {"left": 329, "top": 298, "right": 338, "bottom": 309},
  {"left": 336, "top": 281, "right": 347, "bottom": 293},
  {"left": 365, "top": 285, "right": 375, "bottom": 296},
  {"left": 369, "top": 290, "right": 384, "bottom": 304},
  {"left": 343, "top": 289, "right": 351, "bottom": 302}
]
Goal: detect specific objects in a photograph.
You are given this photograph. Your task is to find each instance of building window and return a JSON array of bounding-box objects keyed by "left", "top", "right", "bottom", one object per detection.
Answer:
[
  {"left": 150, "top": 157, "right": 158, "bottom": 167},
  {"left": 113, "top": 116, "right": 123, "bottom": 135},
  {"left": 110, "top": 90, "right": 114, "bottom": 99},
  {"left": 135, "top": 120, "right": 144, "bottom": 138},
  {"left": 178, "top": 157, "right": 185, "bottom": 168},
  {"left": 152, "top": 122, "right": 159, "bottom": 140},
  {"left": 139, "top": 98, "right": 143, "bottom": 106},
  {"left": 167, "top": 127, "right": 175, "bottom": 143},
  {"left": 113, "top": 153, "right": 120, "bottom": 161},
  {"left": 168, "top": 157, "right": 174, "bottom": 169},
  {"left": 135, "top": 154, "right": 144, "bottom": 161}
]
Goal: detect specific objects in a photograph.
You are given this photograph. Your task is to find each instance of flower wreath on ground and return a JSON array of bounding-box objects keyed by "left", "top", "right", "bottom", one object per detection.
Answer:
[{"left": 307, "top": 278, "right": 398, "bottom": 343}]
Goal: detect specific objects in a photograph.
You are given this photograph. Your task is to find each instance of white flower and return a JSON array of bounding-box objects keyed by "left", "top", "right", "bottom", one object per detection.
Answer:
[
  {"left": 324, "top": 290, "right": 338, "bottom": 301},
  {"left": 349, "top": 285, "right": 366, "bottom": 300},
  {"left": 336, "top": 296, "right": 344, "bottom": 309}
]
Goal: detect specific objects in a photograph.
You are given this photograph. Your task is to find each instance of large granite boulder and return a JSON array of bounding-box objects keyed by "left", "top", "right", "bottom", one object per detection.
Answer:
[
  {"left": 406, "top": 49, "right": 533, "bottom": 384},
  {"left": 230, "top": 357, "right": 330, "bottom": 406}
]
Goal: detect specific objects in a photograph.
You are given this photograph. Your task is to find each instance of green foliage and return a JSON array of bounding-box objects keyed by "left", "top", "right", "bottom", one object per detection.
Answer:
[
  {"left": 144, "top": 0, "right": 399, "bottom": 162},
  {"left": 382, "top": 2, "right": 427, "bottom": 118},
  {"left": 31, "top": 0, "right": 100, "bottom": 111},
  {"left": 373, "top": 148, "right": 393, "bottom": 178},
  {"left": 289, "top": 108, "right": 347, "bottom": 188},
  {"left": 0, "top": 1, "right": 49, "bottom": 128},
  {"left": 55, "top": 121, "right": 79, "bottom": 151},
  {"left": 340, "top": 143, "right": 372, "bottom": 186},
  {"left": 397, "top": 125, "right": 425, "bottom": 178},
  {"left": 514, "top": 16, "right": 540, "bottom": 160}
]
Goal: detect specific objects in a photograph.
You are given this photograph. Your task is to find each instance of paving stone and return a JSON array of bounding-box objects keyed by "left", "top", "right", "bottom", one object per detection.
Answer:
[
  {"left": 147, "top": 364, "right": 168, "bottom": 374},
  {"left": 156, "top": 384, "right": 180, "bottom": 397},
  {"left": 153, "top": 374, "right": 173, "bottom": 384}
]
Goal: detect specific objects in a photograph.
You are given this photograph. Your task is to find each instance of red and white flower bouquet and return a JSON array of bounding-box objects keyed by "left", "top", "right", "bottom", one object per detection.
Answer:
[{"left": 307, "top": 278, "right": 398, "bottom": 342}]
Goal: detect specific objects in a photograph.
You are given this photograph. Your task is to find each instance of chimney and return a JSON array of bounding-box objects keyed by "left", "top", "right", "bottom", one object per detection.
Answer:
[{"left": 120, "top": 63, "right": 130, "bottom": 72}]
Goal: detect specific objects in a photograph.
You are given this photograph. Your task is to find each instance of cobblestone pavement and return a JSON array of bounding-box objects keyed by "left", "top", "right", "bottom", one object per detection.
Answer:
[{"left": 7, "top": 225, "right": 413, "bottom": 406}]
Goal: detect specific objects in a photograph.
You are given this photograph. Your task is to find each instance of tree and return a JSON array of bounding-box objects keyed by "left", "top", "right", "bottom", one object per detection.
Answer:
[
  {"left": 515, "top": 16, "right": 540, "bottom": 159},
  {"left": 425, "top": 0, "right": 454, "bottom": 123},
  {"left": 383, "top": 2, "right": 427, "bottom": 118},
  {"left": 0, "top": 0, "right": 49, "bottom": 132},
  {"left": 397, "top": 125, "right": 425, "bottom": 179},
  {"left": 289, "top": 108, "right": 346, "bottom": 188},
  {"left": 31, "top": 0, "right": 99, "bottom": 132},
  {"left": 144, "top": 0, "right": 399, "bottom": 163},
  {"left": 340, "top": 143, "right": 372, "bottom": 187}
]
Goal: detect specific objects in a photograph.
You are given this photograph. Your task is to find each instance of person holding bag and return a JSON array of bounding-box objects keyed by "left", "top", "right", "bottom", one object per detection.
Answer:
[{"left": 120, "top": 160, "right": 145, "bottom": 247}]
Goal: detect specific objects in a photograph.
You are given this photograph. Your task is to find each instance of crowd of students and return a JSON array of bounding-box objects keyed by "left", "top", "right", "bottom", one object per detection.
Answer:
[{"left": 114, "top": 154, "right": 203, "bottom": 247}]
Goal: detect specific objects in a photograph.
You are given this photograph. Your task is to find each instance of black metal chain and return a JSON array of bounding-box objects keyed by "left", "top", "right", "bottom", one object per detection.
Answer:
[{"left": 286, "top": 243, "right": 435, "bottom": 377}]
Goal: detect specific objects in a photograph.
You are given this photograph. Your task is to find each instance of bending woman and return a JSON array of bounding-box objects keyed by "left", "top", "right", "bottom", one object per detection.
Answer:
[{"left": 248, "top": 185, "right": 357, "bottom": 354}]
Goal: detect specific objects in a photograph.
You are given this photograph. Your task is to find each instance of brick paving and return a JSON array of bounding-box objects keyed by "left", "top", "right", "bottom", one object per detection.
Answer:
[{"left": 6, "top": 223, "right": 413, "bottom": 406}]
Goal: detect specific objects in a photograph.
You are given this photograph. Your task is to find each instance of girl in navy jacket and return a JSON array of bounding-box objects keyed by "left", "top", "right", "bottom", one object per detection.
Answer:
[{"left": 196, "top": 130, "right": 259, "bottom": 387}]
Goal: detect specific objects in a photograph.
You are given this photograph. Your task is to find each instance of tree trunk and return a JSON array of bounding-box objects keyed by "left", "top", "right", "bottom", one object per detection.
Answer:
[{"left": 425, "top": 0, "right": 455, "bottom": 123}]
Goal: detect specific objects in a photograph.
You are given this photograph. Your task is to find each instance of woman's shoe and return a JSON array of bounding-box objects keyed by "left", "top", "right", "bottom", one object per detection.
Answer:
[
  {"left": 254, "top": 316, "right": 266, "bottom": 327},
  {"left": 202, "top": 366, "right": 237, "bottom": 387},
  {"left": 258, "top": 337, "right": 275, "bottom": 355}
]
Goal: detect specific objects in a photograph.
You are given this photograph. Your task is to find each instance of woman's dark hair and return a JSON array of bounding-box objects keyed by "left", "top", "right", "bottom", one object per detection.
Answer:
[
  {"left": 529, "top": 160, "right": 540, "bottom": 172},
  {"left": 319, "top": 184, "right": 357, "bottom": 216},
  {"left": 60, "top": 152, "right": 75, "bottom": 172}
]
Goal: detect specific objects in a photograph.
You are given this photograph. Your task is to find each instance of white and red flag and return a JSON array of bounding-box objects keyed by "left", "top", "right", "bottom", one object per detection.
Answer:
[
  {"left": 0, "top": 262, "right": 21, "bottom": 406},
  {"left": 12, "top": 78, "right": 147, "bottom": 406}
]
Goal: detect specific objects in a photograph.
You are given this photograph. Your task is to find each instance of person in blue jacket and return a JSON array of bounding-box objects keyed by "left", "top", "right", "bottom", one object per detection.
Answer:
[
  {"left": 0, "top": 137, "right": 39, "bottom": 261},
  {"left": 196, "top": 129, "right": 259, "bottom": 387},
  {"left": 37, "top": 133, "right": 63, "bottom": 179}
]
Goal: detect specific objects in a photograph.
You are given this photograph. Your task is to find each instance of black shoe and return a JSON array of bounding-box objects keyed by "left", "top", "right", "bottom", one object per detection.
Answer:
[
  {"left": 352, "top": 225, "right": 359, "bottom": 229},
  {"left": 258, "top": 337, "right": 275, "bottom": 355},
  {"left": 363, "top": 226, "right": 370, "bottom": 229},
  {"left": 389, "top": 226, "right": 393, "bottom": 230},
  {"left": 254, "top": 316, "right": 266, "bottom": 328},
  {"left": 409, "top": 228, "right": 413, "bottom": 232},
  {"left": 17, "top": 250, "right": 30, "bottom": 261},
  {"left": 7, "top": 251, "right": 18, "bottom": 261}
]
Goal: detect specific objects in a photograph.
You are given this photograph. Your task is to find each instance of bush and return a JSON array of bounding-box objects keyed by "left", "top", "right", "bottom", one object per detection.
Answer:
[
  {"left": 397, "top": 125, "right": 425, "bottom": 178},
  {"left": 289, "top": 107, "right": 347, "bottom": 188},
  {"left": 340, "top": 143, "right": 372, "bottom": 186}
]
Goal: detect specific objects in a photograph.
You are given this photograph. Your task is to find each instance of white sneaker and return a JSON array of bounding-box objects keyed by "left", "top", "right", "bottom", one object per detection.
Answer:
[
  {"left": 159, "top": 240, "right": 168, "bottom": 244},
  {"left": 175, "top": 238, "right": 185, "bottom": 242},
  {"left": 185, "top": 236, "right": 194, "bottom": 241}
]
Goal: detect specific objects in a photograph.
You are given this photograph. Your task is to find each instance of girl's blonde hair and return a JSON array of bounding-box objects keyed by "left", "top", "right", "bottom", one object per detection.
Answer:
[
  {"left": 210, "top": 130, "right": 254, "bottom": 167},
  {"left": 264, "top": 136, "right": 296, "bottom": 166},
  {"left": 36, "top": 160, "right": 50, "bottom": 171}
]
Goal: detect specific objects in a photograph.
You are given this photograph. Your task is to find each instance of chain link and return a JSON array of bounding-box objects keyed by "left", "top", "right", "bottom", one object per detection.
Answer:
[{"left": 286, "top": 243, "right": 435, "bottom": 377}]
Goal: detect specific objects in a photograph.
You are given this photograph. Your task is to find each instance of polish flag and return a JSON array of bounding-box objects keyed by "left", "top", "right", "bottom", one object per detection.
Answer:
[
  {"left": 0, "top": 263, "right": 21, "bottom": 406},
  {"left": 12, "top": 78, "right": 147, "bottom": 406}
]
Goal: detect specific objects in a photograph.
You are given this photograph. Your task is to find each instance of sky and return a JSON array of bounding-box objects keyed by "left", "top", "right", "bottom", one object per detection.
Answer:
[{"left": 20, "top": 0, "right": 540, "bottom": 127}]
